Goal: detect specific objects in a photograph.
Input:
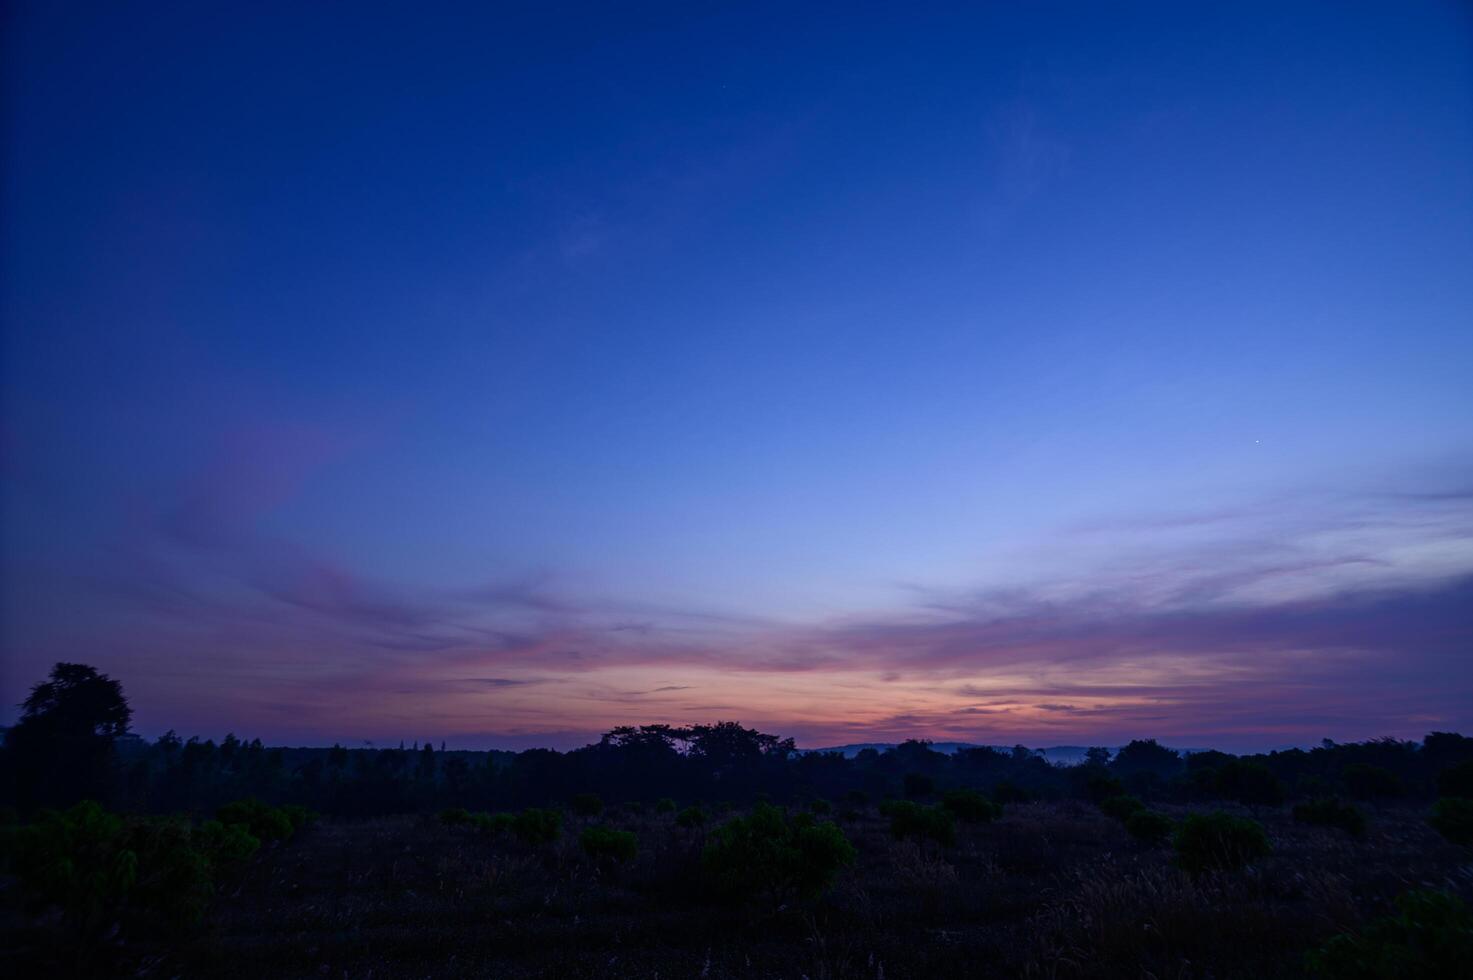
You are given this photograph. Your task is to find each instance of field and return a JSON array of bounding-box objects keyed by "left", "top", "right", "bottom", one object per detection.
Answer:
[{"left": 157, "top": 800, "right": 1469, "bottom": 980}]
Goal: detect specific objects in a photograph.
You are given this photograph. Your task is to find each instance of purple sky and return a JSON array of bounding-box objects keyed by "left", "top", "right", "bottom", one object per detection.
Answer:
[{"left": 3, "top": 2, "right": 1472, "bottom": 750}]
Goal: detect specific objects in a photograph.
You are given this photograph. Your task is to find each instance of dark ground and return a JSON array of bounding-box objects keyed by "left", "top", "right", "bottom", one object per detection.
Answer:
[{"left": 152, "top": 800, "right": 1472, "bottom": 980}]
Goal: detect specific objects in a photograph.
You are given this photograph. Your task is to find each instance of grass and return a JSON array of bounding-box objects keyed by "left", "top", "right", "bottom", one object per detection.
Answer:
[{"left": 5, "top": 799, "right": 1468, "bottom": 978}]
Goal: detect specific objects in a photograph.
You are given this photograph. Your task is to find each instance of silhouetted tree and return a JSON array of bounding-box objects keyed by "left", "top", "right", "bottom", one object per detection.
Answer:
[{"left": 3, "top": 663, "right": 132, "bottom": 810}]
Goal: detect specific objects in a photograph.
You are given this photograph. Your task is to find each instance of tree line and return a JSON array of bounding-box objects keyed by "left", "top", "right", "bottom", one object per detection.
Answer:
[{"left": 4, "top": 663, "right": 1472, "bottom": 820}]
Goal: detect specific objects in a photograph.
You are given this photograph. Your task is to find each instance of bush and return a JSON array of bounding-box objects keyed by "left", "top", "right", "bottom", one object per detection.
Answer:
[
  {"left": 1437, "top": 760, "right": 1473, "bottom": 799},
  {"left": 580, "top": 825, "right": 638, "bottom": 864},
  {"left": 1307, "top": 889, "right": 1473, "bottom": 979},
  {"left": 1125, "top": 809, "right": 1174, "bottom": 845},
  {"left": 1173, "top": 810, "right": 1271, "bottom": 874},
  {"left": 195, "top": 819, "right": 261, "bottom": 867},
  {"left": 570, "top": 792, "right": 604, "bottom": 817},
  {"left": 8, "top": 801, "right": 249, "bottom": 944},
  {"left": 1343, "top": 764, "right": 1403, "bottom": 800},
  {"left": 217, "top": 798, "right": 294, "bottom": 842},
  {"left": 1294, "top": 798, "right": 1367, "bottom": 838},
  {"left": 942, "top": 788, "right": 1002, "bottom": 823},
  {"left": 1100, "top": 794, "right": 1146, "bottom": 822},
  {"left": 469, "top": 811, "right": 515, "bottom": 835},
  {"left": 655, "top": 797, "right": 677, "bottom": 814},
  {"left": 885, "top": 800, "right": 956, "bottom": 847},
  {"left": 439, "top": 807, "right": 471, "bottom": 826},
  {"left": 1429, "top": 797, "right": 1473, "bottom": 847},
  {"left": 676, "top": 806, "right": 708, "bottom": 829},
  {"left": 512, "top": 808, "right": 563, "bottom": 845},
  {"left": 809, "top": 798, "right": 832, "bottom": 815},
  {"left": 702, "top": 803, "right": 855, "bottom": 903}
]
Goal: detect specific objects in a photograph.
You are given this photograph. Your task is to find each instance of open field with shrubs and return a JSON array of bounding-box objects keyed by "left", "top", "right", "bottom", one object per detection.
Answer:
[
  {"left": 5, "top": 666, "right": 1473, "bottom": 977},
  {"left": 4, "top": 793, "right": 1471, "bottom": 978}
]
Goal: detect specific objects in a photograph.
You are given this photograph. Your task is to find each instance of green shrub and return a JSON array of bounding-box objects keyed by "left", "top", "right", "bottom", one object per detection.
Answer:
[
  {"left": 1429, "top": 797, "right": 1473, "bottom": 847},
  {"left": 1173, "top": 810, "right": 1271, "bottom": 873},
  {"left": 942, "top": 788, "right": 1002, "bottom": 823},
  {"left": 702, "top": 803, "right": 855, "bottom": 903},
  {"left": 439, "top": 807, "right": 471, "bottom": 826},
  {"left": 9, "top": 801, "right": 246, "bottom": 943},
  {"left": 655, "top": 797, "right": 678, "bottom": 813},
  {"left": 1437, "top": 760, "right": 1473, "bottom": 799},
  {"left": 1307, "top": 889, "right": 1473, "bottom": 979},
  {"left": 580, "top": 825, "right": 638, "bottom": 864},
  {"left": 885, "top": 800, "right": 956, "bottom": 847},
  {"left": 512, "top": 807, "right": 563, "bottom": 845},
  {"left": 217, "top": 798, "right": 294, "bottom": 841},
  {"left": 676, "top": 805, "right": 708, "bottom": 829},
  {"left": 195, "top": 819, "right": 260, "bottom": 867},
  {"left": 809, "top": 798, "right": 832, "bottom": 816},
  {"left": 570, "top": 792, "right": 604, "bottom": 817},
  {"left": 1125, "top": 809, "right": 1174, "bottom": 845},
  {"left": 469, "top": 811, "right": 515, "bottom": 835},
  {"left": 1294, "top": 798, "right": 1367, "bottom": 838},
  {"left": 1100, "top": 794, "right": 1146, "bottom": 822}
]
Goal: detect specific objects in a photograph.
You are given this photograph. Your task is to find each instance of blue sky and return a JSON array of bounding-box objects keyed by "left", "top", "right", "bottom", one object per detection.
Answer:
[{"left": 3, "top": 2, "right": 1471, "bottom": 748}]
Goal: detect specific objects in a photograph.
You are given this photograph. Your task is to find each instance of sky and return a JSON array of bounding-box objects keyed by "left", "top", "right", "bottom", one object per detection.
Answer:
[{"left": 3, "top": 2, "right": 1471, "bottom": 752}]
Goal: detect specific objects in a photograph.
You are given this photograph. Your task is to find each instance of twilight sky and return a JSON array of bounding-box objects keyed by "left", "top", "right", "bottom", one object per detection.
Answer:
[{"left": 3, "top": 2, "right": 1472, "bottom": 751}]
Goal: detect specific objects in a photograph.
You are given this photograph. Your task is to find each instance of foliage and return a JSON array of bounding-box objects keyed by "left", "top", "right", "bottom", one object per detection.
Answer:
[
  {"left": 903, "top": 772, "right": 935, "bottom": 798},
  {"left": 1111, "top": 739, "right": 1182, "bottom": 779},
  {"left": 1429, "top": 797, "right": 1473, "bottom": 847},
  {"left": 512, "top": 807, "right": 563, "bottom": 845},
  {"left": 1307, "top": 889, "right": 1473, "bottom": 979},
  {"left": 701, "top": 803, "right": 855, "bottom": 902},
  {"left": 195, "top": 819, "right": 261, "bottom": 866},
  {"left": 5, "top": 663, "right": 133, "bottom": 810},
  {"left": 5, "top": 800, "right": 256, "bottom": 944},
  {"left": 580, "top": 825, "right": 638, "bottom": 864},
  {"left": 676, "top": 805, "right": 708, "bottom": 829},
  {"left": 217, "top": 797, "right": 296, "bottom": 841},
  {"left": 1214, "top": 759, "right": 1286, "bottom": 807},
  {"left": 17, "top": 663, "right": 133, "bottom": 738},
  {"left": 1342, "top": 764, "right": 1403, "bottom": 801},
  {"left": 884, "top": 800, "right": 956, "bottom": 847},
  {"left": 1173, "top": 810, "right": 1271, "bottom": 874},
  {"left": 1125, "top": 809, "right": 1174, "bottom": 845},
  {"left": 469, "top": 811, "right": 516, "bottom": 834},
  {"left": 1293, "top": 797, "right": 1367, "bottom": 838},
  {"left": 655, "top": 797, "right": 677, "bottom": 813},
  {"left": 809, "top": 798, "right": 832, "bottom": 815},
  {"left": 439, "top": 807, "right": 471, "bottom": 826},
  {"left": 1437, "top": 760, "right": 1473, "bottom": 799},
  {"left": 1085, "top": 773, "right": 1126, "bottom": 803},
  {"left": 1100, "top": 794, "right": 1146, "bottom": 822},
  {"left": 570, "top": 792, "right": 604, "bottom": 817},
  {"left": 941, "top": 788, "right": 1002, "bottom": 823}
]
